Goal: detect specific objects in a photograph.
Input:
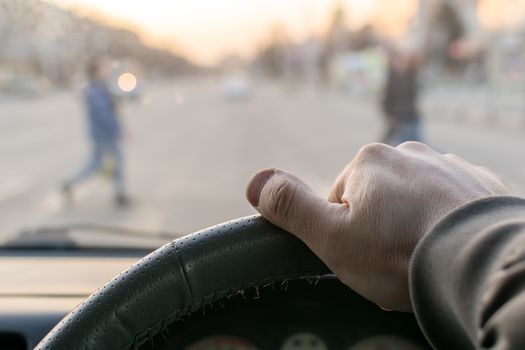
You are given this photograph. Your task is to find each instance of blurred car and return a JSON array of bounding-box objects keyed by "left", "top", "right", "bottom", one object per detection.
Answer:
[
  {"left": 222, "top": 73, "right": 253, "bottom": 101},
  {"left": 0, "top": 73, "right": 48, "bottom": 98}
]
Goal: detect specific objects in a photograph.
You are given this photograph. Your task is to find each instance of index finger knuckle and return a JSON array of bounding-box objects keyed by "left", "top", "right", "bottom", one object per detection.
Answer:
[{"left": 355, "top": 143, "right": 394, "bottom": 163}]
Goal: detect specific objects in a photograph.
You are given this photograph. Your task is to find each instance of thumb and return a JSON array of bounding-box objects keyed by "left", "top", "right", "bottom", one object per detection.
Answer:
[{"left": 245, "top": 168, "right": 346, "bottom": 252}]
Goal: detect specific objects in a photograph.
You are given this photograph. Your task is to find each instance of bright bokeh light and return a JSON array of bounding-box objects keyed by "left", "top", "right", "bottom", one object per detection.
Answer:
[
  {"left": 478, "top": 0, "right": 525, "bottom": 30},
  {"left": 118, "top": 73, "right": 137, "bottom": 92},
  {"left": 372, "top": 0, "right": 418, "bottom": 39}
]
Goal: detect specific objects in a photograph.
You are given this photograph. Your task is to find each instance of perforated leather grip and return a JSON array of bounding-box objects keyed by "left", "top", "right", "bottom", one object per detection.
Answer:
[{"left": 36, "top": 215, "right": 330, "bottom": 350}]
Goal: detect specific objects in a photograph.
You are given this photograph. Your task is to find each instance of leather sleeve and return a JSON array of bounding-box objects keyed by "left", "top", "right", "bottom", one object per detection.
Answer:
[{"left": 409, "top": 196, "right": 525, "bottom": 350}]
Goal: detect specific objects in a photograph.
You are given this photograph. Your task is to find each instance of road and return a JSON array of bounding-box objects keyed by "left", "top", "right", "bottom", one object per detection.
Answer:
[{"left": 1, "top": 79, "right": 524, "bottom": 242}]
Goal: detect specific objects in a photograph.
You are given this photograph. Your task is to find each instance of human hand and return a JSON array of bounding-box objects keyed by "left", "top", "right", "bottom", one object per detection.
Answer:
[{"left": 245, "top": 142, "right": 513, "bottom": 311}]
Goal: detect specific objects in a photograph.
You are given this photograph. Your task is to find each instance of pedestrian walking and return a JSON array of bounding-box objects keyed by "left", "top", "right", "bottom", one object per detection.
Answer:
[
  {"left": 62, "top": 59, "right": 130, "bottom": 207},
  {"left": 381, "top": 49, "right": 424, "bottom": 146}
]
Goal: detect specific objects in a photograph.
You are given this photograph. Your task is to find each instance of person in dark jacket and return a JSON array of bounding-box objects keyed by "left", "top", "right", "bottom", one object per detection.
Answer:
[
  {"left": 381, "top": 49, "right": 423, "bottom": 145},
  {"left": 62, "top": 59, "right": 129, "bottom": 207},
  {"left": 246, "top": 141, "right": 525, "bottom": 349}
]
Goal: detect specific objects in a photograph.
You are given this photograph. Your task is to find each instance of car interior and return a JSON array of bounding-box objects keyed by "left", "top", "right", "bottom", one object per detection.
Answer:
[{"left": 4, "top": 216, "right": 429, "bottom": 350}]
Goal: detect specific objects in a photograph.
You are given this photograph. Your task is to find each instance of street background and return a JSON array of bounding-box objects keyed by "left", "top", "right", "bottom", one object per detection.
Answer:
[
  {"left": 2, "top": 0, "right": 525, "bottom": 241},
  {"left": 1, "top": 79, "right": 524, "bottom": 239}
]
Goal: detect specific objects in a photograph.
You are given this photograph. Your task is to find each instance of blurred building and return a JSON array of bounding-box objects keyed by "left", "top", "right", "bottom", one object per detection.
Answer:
[{"left": 0, "top": 0, "right": 196, "bottom": 92}]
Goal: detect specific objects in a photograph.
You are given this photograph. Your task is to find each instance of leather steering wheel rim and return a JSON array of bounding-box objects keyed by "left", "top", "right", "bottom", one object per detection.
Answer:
[{"left": 36, "top": 215, "right": 331, "bottom": 350}]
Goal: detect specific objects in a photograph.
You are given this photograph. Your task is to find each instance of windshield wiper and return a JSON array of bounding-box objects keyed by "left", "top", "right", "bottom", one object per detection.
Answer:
[
  {"left": 21, "top": 223, "right": 182, "bottom": 240},
  {"left": 3, "top": 223, "right": 183, "bottom": 250}
]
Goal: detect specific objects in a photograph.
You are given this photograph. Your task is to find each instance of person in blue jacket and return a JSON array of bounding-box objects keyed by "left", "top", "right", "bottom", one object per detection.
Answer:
[{"left": 62, "top": 59, "right": 129, "bottom": 207}]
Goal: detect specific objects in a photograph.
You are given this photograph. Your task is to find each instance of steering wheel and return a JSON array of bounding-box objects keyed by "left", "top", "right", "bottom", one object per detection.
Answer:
[{"left": 36, "top": 215, "right": 426, "bottom": 350}]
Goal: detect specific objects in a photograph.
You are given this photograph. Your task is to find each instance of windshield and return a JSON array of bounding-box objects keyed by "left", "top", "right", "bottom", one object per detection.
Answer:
[{"left": 1, "top": 0, "right": 525, "bottom": 247}]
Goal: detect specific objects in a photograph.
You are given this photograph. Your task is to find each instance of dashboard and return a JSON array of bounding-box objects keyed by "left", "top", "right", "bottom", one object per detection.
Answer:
[
  {"left": 0, "top": 249, "right": 430, "bottom": 350},
  {"left": 185, "top": 334, "right": 423, "bottom": 350},
  {"left": 0, "top": 248, "right": 152, "bottom": 349}
]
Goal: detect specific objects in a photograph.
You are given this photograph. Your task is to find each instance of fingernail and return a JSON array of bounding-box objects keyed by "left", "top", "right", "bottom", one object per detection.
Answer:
[{"left": 247, "top": 169, "right": 275, "bottom": 207}]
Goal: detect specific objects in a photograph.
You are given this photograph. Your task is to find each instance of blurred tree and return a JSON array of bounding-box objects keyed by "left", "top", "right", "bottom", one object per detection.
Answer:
[
  {"left": 320, "top": 1, "right": 352, "bottom": 84},
  {"left": 253, "top": 22, "right": 291, "bottom": 78},
  {"left": 437, "top": 3, "right": 465, "bottom": 57}
]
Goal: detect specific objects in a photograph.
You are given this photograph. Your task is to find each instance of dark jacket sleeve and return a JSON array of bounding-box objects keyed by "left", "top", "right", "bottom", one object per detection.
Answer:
[{"left": 409, "top": 196, "right": 525, "bottom": 350}]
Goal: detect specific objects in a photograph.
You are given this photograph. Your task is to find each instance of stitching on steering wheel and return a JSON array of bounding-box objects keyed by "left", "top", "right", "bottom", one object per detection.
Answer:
[{"left": 125, "top": 272, "right": 328, "bottom": 350}]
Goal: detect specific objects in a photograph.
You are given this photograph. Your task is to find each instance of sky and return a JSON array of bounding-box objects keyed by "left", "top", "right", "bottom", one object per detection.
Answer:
[
  {"left": 43, "top": 0, "right": 525, "bottom": 65},
  {"left": 44, "top": 0, "right": 416, "bottom": 65}
]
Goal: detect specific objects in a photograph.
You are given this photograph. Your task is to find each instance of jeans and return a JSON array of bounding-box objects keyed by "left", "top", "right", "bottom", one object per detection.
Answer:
[
  {"left": 383, "top": 118, "right": 422, "bottom": 146},
  {"left": 65, "top": 139, "right": 125, "bottom": 196}
]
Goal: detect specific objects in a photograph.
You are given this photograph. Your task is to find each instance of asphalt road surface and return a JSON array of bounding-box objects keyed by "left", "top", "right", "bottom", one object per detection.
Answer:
[{"left": 1, "top": 79, "right": 524, "bottom": 243}]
